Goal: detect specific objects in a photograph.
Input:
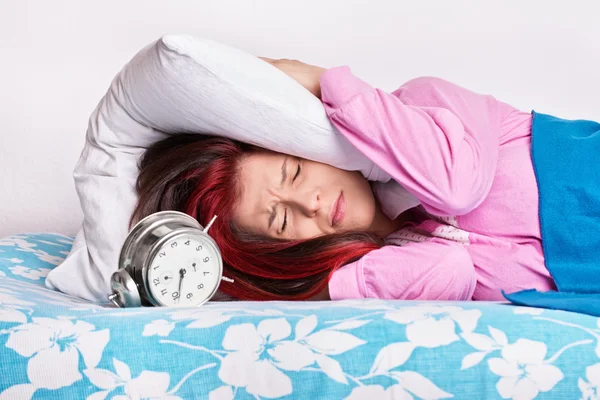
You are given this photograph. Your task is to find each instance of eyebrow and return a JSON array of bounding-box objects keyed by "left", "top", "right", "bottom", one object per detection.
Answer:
[{"left": 268, "top": 156, "right": 288, "bottom": 229}]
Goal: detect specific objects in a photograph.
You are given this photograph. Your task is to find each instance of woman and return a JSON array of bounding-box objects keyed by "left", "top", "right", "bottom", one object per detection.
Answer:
[{"left": 130, "top": 58, "right": 562, "bottom": 304}]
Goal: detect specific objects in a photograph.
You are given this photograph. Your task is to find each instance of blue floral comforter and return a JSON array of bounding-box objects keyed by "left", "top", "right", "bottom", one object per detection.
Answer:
[{"left": 1, "top": 233, "right": 600, "bottom": 400}]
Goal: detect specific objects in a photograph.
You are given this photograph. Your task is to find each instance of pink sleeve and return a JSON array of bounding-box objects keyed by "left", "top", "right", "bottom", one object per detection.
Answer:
[
  {"left": 320, "top": 66, "right": 508, "bottom": 216},
  {"left": 328, "top": 240, "right": 476, "bottom": 301}
]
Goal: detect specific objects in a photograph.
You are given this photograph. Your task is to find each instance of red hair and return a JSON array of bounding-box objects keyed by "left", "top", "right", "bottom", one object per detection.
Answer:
[{"left": 130, "top": 134, "right": 383, "bottom": 301}]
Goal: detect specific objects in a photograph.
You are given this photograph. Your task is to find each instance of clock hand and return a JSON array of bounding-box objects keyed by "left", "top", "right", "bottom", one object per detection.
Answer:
[{"left": 176, "top": 268, "right": 185, "bottom": 303}]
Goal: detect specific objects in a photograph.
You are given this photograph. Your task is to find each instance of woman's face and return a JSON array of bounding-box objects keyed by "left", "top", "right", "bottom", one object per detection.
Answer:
[{"left": 232, "top": 151, "right": 380, "bottom": 240}]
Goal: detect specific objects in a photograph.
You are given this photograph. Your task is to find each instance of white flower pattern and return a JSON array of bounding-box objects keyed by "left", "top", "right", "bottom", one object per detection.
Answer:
[
  {"left": 384, "top": 305, "right": 482, "bottom": 347},
  {"left": 143, "top": 319, "right": 176, "bottom": 337},
  {"left": 345, "top": 384, "right": 413, "bottom": 400},
  {"left": 5, "top": 317, "right": 109, "bottom": 389},
  {"left": 85, "top": 358, "right": 182, "bottom": 400},
  {"left": 218, "top": 319, "right": 296, "bottom": 397},
  {"left": 8, "top": 265, "right": 51, "bottom": 280},
  {"left": 488, "top": 339, "right": 564, "bottom": 400},
  {"left": 0, "top": 233, "right": 598, "bottom": 399},
  {"left": 514, "top": 307, "right": 544, "bottom": 315},
  {"left": 579, "top": 363, "right": 600, "bottom": 400}
]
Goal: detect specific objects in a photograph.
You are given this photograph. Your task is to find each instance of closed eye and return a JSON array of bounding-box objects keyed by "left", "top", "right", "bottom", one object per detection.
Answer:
[
  {"left": 293, "top": 161, "right": 301, "bottom": 182},
  {"left": 281, "top": 208, "right": 287, "bottom": 232}
]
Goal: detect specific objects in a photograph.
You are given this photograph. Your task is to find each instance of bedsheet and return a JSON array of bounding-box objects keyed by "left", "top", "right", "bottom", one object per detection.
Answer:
[{"left": 1, "top": 233, "right": 599, "bottom": 400}]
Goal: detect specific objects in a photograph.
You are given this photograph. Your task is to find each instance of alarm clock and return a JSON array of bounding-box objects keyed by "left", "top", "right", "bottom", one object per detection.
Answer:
[{"left": 107, "top": 210, "right": 234, "bottom": 308}]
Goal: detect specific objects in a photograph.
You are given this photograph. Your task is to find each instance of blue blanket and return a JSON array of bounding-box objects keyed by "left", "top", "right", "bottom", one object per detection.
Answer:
[{"left": 504, "top": 110, "right": 600, "bottom": 316}]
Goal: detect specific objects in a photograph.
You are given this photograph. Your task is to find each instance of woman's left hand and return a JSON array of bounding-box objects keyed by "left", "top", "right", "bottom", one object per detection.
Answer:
[{"left": 259, "top": 57, "right": 326, "bottom": 99}]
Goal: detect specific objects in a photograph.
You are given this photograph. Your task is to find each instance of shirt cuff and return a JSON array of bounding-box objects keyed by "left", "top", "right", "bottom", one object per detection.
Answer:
[
  {"left": 328, "top": 260, "right": 366, "bottom": 300},
  {"left": 320, "top": 66, "right": 375, "bottom": 113}
]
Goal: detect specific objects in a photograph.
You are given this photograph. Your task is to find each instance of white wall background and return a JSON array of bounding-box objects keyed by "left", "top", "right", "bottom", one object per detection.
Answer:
[{"left": 1, "top": 0, "right": 599, "bottom": 237}]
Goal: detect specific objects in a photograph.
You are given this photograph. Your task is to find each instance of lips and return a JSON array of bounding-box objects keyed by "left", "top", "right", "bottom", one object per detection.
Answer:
[{"left": 330, "top": 192, "right": 345, "bottom": 227}]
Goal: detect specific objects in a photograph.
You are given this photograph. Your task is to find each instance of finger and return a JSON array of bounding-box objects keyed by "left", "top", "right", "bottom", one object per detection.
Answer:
[{"left": 258, "top": 57, "right": 276, "bottom": 62}]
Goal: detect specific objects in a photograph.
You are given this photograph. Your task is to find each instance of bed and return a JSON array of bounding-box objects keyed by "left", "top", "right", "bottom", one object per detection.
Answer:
[{"left": 1, "top": 232, "right": 599, "bottom": 399}]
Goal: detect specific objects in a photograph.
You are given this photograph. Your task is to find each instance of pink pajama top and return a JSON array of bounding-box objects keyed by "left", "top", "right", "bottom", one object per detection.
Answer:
[{"left": 321, "top": 66, "right": 556, "bottom": 301}]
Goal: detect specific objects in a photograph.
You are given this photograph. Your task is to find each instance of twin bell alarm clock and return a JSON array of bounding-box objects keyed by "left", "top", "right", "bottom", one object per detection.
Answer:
[{"left": 108, "top": 210, "right": 234, "bottom": 308}]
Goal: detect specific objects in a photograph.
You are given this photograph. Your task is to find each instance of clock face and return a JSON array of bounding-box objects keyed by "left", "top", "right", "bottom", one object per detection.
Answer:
[{"left": 146, "top": 234, "right": 221, "bottom": 307}]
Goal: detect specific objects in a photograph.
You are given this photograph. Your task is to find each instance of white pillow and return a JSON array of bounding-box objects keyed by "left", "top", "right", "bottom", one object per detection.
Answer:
[{"left": 45, "top": 34, "right": 419, "bottom": 302}]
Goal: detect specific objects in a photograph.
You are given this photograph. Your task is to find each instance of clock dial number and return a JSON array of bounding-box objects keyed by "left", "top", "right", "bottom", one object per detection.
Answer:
[
  {"left": 197, "top": 283, "right": 204, "bottom": 290},
  {"left": 196, "top": 245, "right": 203, "bottom": 251},
  {"left": 159, "top": 251, "right": 166, "bottom": 258},
  {"left": 172, "top": 291, "right": 180, "bottom": 300},
  {"left": 153, "top": 278, "right": 160, "bottom": 286},
  {"left": 171, "top": 242, "right": 178, "bottom": 248},
  {"left": 203, "top": 257, "right": 209, "bottom": 263}
]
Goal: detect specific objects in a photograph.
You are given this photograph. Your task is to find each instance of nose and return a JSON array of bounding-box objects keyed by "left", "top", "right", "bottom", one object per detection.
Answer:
[{"left": 284, "top": 188, "right": 320, "bottom": 217}]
